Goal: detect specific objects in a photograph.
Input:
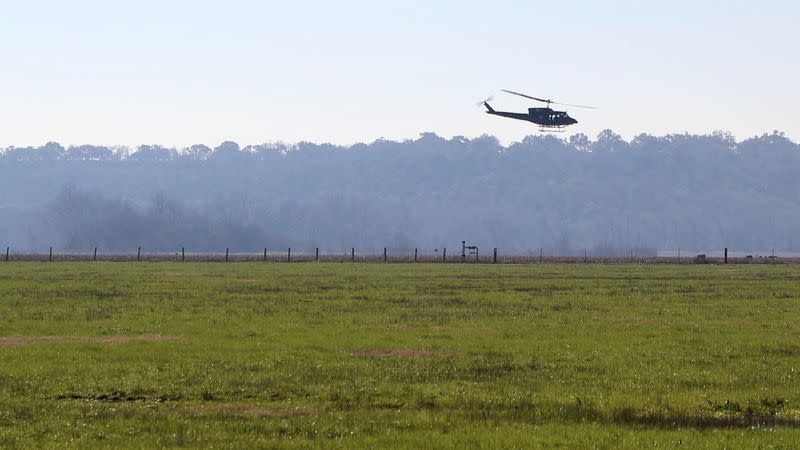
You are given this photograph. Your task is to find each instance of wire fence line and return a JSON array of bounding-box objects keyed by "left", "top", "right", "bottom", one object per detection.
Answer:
[{"left": 0, "top": 246, "right": 795, "bottom": 264}]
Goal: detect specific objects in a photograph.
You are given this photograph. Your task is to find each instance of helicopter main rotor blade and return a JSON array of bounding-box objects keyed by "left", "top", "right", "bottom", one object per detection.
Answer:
[
  {"left": 552, "top": 101, "right": 597, "bottom": 110},
  {"left": 502, "top": 89, "right": 597, "bottom": 109},
  {"left": 501, "top": 89, "right": 550, "bottom": 103}
]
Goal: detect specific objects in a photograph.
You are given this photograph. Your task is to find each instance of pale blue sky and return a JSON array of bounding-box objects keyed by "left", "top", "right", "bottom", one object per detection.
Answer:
[{"left": 1, "top": 0, "right": 798, "bottom": 147}]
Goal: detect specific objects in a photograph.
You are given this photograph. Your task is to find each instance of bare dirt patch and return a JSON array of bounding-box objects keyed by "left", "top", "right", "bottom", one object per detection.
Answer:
[
  {"left": 353, "top": 348, "right": 439, "bottom": 358},
  {"left": 0, "top": 334, "right": 181, "bottom": 348}
]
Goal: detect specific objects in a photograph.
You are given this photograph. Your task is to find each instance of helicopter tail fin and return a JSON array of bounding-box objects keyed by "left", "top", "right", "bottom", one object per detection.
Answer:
[{"left": 483, "top": 102, "right": 495, "bottom": 113}]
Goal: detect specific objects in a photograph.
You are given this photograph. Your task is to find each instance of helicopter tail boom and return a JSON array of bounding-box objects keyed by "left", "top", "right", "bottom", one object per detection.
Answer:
[{"left": 483, "top": 102, "right": 495, "bottom": 113}]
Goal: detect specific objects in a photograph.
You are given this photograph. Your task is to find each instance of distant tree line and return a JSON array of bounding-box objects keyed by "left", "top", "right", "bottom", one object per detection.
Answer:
[{"left": 1, "top": 130, "right": 798, "bottom": 254}]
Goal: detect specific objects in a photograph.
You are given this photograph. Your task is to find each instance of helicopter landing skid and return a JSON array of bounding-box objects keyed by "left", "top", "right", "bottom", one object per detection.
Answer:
[{"left": 539, "top": 126, "right": 567, "bottom": 132}]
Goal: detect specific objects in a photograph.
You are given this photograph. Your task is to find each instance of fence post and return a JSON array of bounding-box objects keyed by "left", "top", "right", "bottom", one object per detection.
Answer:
[
  {"left": 288, "top": 248, "right": 291, "bottom": 262},
  {"left": 351, "top": 248, "right": 355, "bottom": 262},
  {"left": 493, "top": 248, "right": 497, "bottom": 264},
  {"left": 5, "top": 247, "right": 8, "bottom": 262},
  {"left": 182, "top": 247, "right": 185, "bottom": 262},
  {"left": 226, "top": 248, "right": 229, "bottom": 262},
  {"left": 49, "top": 247, "right": 53, "bottom": 262},
  {"left": 93, "top": 247, "right": 97, "bottom": 261},
  {"left": 724, "top": 248, "right": 728, "bottom": 264},
  {"left": 263, "top": 248, "right": 267, "bottom": 261},
  {"left": 315, "top": 247, "right": 319, "bottom": 262},
  {"left": 414, "top": 248, "right": 417, "bottom": 263},
  {"left": 443, "top": 247, "right": 446, "bottom": 262},
  {"left": 384, "top": 247, "right": 387, "bottom": 262},
  {"left": 137, "top": 246, "right": 141, "bottom": 262}
]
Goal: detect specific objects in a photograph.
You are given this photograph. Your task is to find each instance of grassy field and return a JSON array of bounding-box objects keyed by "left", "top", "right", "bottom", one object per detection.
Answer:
[{"left": 1, "top": 262, "right": 799, "bottom": 448}]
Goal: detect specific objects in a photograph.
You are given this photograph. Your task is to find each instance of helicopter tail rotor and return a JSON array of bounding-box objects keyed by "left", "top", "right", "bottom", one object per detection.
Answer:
[
  {"left": 476, "top": 96, "right": 495, "bottom": 113},
  {"left": 475, "top": 96, "right": 493, "bottom": 107}
]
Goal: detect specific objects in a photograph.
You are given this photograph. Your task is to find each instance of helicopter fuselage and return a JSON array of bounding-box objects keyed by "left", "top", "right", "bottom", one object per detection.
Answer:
[{"left": 484, "top": 102, "right": 577, "bottom": 128}]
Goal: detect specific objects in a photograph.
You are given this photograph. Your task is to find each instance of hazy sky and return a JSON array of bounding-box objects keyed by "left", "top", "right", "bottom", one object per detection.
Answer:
[{"left": 1, "top": 0, "right": 798, "bottom": 147}]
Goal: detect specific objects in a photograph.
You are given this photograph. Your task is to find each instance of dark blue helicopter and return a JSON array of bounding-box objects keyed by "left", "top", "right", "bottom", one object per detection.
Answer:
[{"left": 482, "top": 89, "right": 595, "bottom": 131}]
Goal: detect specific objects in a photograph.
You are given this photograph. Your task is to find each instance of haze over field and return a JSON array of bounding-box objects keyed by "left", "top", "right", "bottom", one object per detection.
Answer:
[
  {"left": 2, "top": 2, "right": 799, "bottom": 255},
  {"left": 2, "top": 131, "right": 798, "bottom": 254}
]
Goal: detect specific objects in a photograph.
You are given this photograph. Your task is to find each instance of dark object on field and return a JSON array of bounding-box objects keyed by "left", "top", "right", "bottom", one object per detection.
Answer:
[
  {"left": 462, "top": 241, "right": 479, "bottom": 262},
  {"left": 482, "top": 89, "right": 595, "bottom": 132},
  {"left": 746, "top": 255, "right": 753, "bottom": 259},
  {"left": 49, "top": 246, "right": 52, "bottom": 262},
  {"left": 5, "top": 247, "right": 9, "bottom": 262},
  {"left": 724, "top": 248, "right": 728, "bottom": 264},
  {"left": 694, "top": 254, "right": 708, "bottom": 264}
]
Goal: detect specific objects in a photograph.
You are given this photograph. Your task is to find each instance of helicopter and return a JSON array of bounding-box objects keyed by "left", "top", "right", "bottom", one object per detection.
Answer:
[{"left": 482, "top": 89, "right": 595, "bottom": 132}]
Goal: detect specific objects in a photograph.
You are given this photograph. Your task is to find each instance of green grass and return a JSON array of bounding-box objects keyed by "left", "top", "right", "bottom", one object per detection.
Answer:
[{"left": 1, "top": 262, "right": 800, "bottom": 448}]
